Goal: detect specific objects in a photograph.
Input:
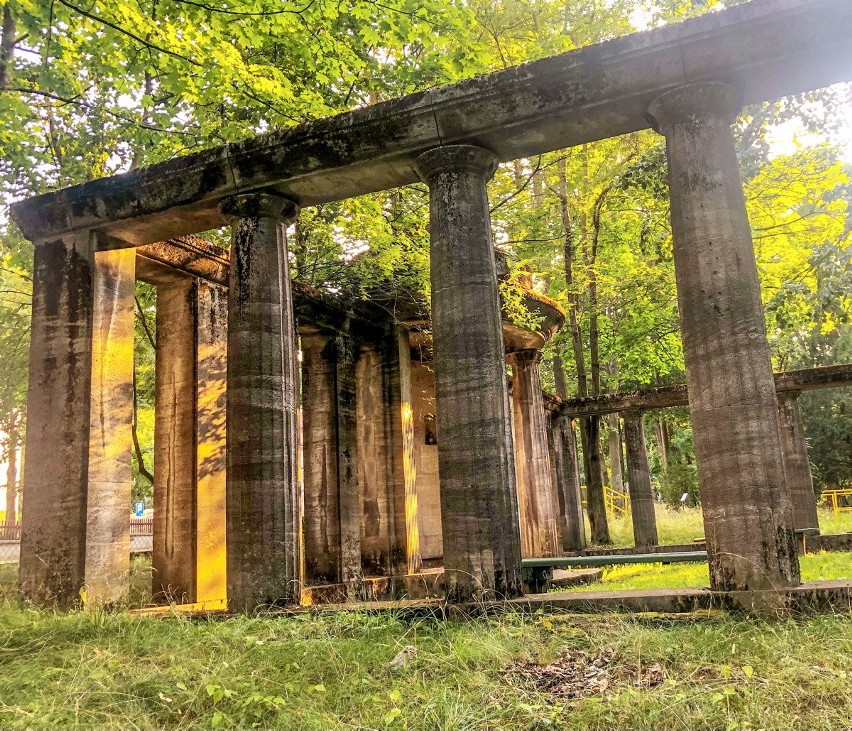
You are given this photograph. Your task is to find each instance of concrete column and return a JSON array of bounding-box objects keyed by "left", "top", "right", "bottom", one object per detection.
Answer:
[
  {"left": 548, "top": 413, "right": 586, "bottom": 553},
  {"left": 389, "top": 327, "right": 420, "bottom": 575},
  {"left": 334, "top": 333, "right": 361, "bottom": 591},
  {"left": 20, "top": 234, "right": 135, "bottom": 607},
  {"left": 301, "top": 330, "right": 362, "bottom": 591},
  {"left": 621, "top": 412, "right": 658, "bottom": 548},
  {"left": 648, "top": 82, "right": 799, "bottom": 591},
  {"left": 153, "top": 278, "right": 196, "bottom": 603},
  {"left": 509, "top": 349, "right": 560, "bottom": 558},
  {"left": 302, "top": 332, "right": 341, "bottom": 584},
  {"left": 777, "top": 392, "right": 819, "bottom": 533},
  {"left": 358, "top": 328, "right": 418, "bottom": 577},
  {"left": 219, "top": 193, "right": 301, "bottom": 609},
  {"left": 84, "top": 248, "right": 136, "bottom": 606},
  {"left": 194, "top": 283, "right": 228, "bottom": 605},
  {"left": 153, "top": 278, "right": 227, "bottom": 605},
  {"left": 358, "top": 342, "right": 391, "bottom": 575},
  {"left": 415, "top": 145, "right": 523, "bottom": 600},
  {"left": 411, "top": 361, "right": 442, "bottom": 561}
]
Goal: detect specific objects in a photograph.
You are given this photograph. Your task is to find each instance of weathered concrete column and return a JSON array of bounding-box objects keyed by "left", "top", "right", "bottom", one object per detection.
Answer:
[
  {"left": 358, "top": 341, "right": 393, "bottom": 575},
  {"left": 415, "top": 145, "right": 523, "bottom": 600},
  {"left": 153, "top": 278, "right": 196, "bottom": 603},
  {"left": 219, "top": 193, "right": 301, "bottom": 609},
  {"left": 509, "top": 349, "right": 560, "bottom": 558},
  {"left": 301, "top": 332, "right": 340, "bottom": 584},
  {"left": 777, "top": 392, "right": 819, "bottom": 533},
  {"left": 358, "top": 327, "right": 418, "bottom": 577},
  {"left": 621, "top": 412, "right": 658, "bottom": 548},
  {"left": 152, "top": 278, "right": 227, "bottom": 605},
  {"left": 386, "top": 326, "right": 419, "bottom": 575},
  {"left": 302, "top": 330, "right": 361, "bottom": 591},
  {"left": 648, "top": 82, "right": 799, "bottom": 591},
  {"left": 194, "top": 283, "right": 228, "bottom": 605},
  {"left": 20, "top": 234, "right": 135, "bottom": 607},
  {"left": 547, "top": 413, "right": 586, "bottom": 553}
]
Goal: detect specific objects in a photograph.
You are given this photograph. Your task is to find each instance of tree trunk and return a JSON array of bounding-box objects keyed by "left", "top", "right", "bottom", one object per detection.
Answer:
[
  {"left": 0, "top": 4, "right": 16, "bottom": 90},
  {"left": 622, "top": 412, "right": 659, "bottom": 547},
  {"left": 582, "top": 416, "right": 609, "bottom": 544},
  {"left": 552, "top": 355, "right": 567, "bottom": 399},
  {"left": 556, "top": 158, "right": 610, "bottom": 544},
  {"left": 655, "top": 418, "right": 669, "bottom": 472}
]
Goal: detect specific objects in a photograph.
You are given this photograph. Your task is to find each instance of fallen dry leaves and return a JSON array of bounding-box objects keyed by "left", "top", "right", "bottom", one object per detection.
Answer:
[{"left": 507, "top": 647, "right": 665, "bottom": 700}]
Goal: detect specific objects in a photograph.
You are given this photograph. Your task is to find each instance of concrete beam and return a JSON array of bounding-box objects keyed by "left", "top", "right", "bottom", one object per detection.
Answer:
[
  {"left": 11, "top": 0, "right": 852, "bottom": 245},
  {"left": 558, "top": 364, "right": 852, "bottom": 418}
]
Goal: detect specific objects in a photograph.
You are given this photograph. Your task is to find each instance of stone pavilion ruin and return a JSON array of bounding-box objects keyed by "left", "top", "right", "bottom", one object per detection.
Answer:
[{"left": 9, "top": 0, "right": 852, "bottom": 611}]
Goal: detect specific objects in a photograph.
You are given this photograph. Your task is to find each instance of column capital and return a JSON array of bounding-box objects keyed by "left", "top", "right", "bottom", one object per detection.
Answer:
[
  {"left": 414, "top": 145, "right": 498, "bottom": 184},
  {"left": 619, "top": 409, "right": 644, "bottom": 422},
  {"left": 508, "top": 348, "right": 543, "bottom": 367},
  {"left": 218, "top": 192, "right": 299, "bottom": 223},
  {"left": 646, "top": 82, "right": 743, "bottom": 135},
  {"left": 777, "top": 389, "right": 802, "bottom": 403}
]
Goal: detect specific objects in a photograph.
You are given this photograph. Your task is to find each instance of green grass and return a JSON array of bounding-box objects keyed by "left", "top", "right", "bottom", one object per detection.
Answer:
[
  {"left": 591, "top": 506, "right": 852, "bottom": 549},
  {"left": 817, "top": 507, "right": 852, "bottom": 536},
  {"left": 0, "top": 510, "right": 848, "bottom": 729},
  {"left": 594, "top": 506, "right": 706, "bottom": 548},
  {"left": 569, "top": 506, "right": 852, "bottom": 593},
  {"left": 0, "top": 605, "right": 851, "bottom": 729},
  {"left": 565, "top": 551, "right": 852, "bottom": 593}
]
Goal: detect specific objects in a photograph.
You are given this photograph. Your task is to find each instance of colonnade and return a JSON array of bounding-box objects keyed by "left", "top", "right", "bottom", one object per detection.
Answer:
[{"left": 18, "top": 78, "right": 810, "bottom": 607}]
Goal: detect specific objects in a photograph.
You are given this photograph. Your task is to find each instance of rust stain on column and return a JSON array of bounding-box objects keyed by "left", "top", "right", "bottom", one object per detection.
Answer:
[
  {"left": 415, "top": 145, "right": 523, "bottom": 600},
  {"left": 648, "top": 82, "right": 799, "bottom": 592}
]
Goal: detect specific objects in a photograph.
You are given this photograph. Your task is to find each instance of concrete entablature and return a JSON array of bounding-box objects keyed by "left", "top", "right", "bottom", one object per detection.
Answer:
[{"left": 9, "top": 0, "right": 852, "bottom": 246}]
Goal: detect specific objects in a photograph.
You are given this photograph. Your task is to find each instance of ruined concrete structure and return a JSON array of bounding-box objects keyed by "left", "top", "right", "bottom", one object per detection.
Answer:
[{"left": 10, "top": 0, "right": 852, "bottom": 608}]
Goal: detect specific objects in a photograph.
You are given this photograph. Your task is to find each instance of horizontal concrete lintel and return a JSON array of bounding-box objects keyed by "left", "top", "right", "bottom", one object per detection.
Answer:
[
  {"left": 558, "top": 363, "right": 852, "bottom": 418},
  {"left": 11, "top": 0, "right": 852, "bottom": 245}
]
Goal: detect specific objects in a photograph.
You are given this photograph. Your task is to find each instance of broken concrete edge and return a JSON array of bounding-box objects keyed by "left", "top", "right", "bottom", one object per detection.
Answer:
[
  {"left": 129, "top": 580, "right": 852, "bottom": 621},
  {"left": 11, "top": 0, "right": 852, "bottom": 244}
]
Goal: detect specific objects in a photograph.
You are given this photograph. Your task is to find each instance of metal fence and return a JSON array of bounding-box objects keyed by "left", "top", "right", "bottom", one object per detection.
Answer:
[{"left": 0, "top": 518, "right": 155, "bottom": 566}]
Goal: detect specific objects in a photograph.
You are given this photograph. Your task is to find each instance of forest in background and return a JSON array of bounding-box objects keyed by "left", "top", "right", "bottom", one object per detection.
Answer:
[{"left": 1, "top": 0, "right": 850, "bottom": 541}]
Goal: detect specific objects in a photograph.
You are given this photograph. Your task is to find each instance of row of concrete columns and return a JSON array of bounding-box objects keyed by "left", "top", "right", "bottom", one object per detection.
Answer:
[
  {"left": 416, "top": 79, "right": 805, "bottom": 593},
  {"left": 19, "top": 80, "right": 816, "bottom": 606},
  {"left": 301, "top": 326, "right": 417, "bottom": 598}
]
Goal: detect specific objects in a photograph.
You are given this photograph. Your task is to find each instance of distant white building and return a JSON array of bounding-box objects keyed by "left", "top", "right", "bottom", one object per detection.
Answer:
[{"left": 0, "top": 429, "right": 23, "bottom": 520}]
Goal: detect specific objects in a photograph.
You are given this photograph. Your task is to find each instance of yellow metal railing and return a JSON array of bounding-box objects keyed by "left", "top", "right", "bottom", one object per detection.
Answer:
[
  {"left": 580, "top": 484, "right": 630, "bottom": 518},
  {"left": 604, "top": 485, "right": 630, "bottom": 517},
  {"left": 823, "top": 488, "right": 852, "bottom": 514}
]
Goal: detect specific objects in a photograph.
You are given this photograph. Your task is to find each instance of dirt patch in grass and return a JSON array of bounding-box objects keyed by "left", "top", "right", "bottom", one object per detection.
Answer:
[{"left": 507, "top": 646, "right": 664, "bottom": 700}]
